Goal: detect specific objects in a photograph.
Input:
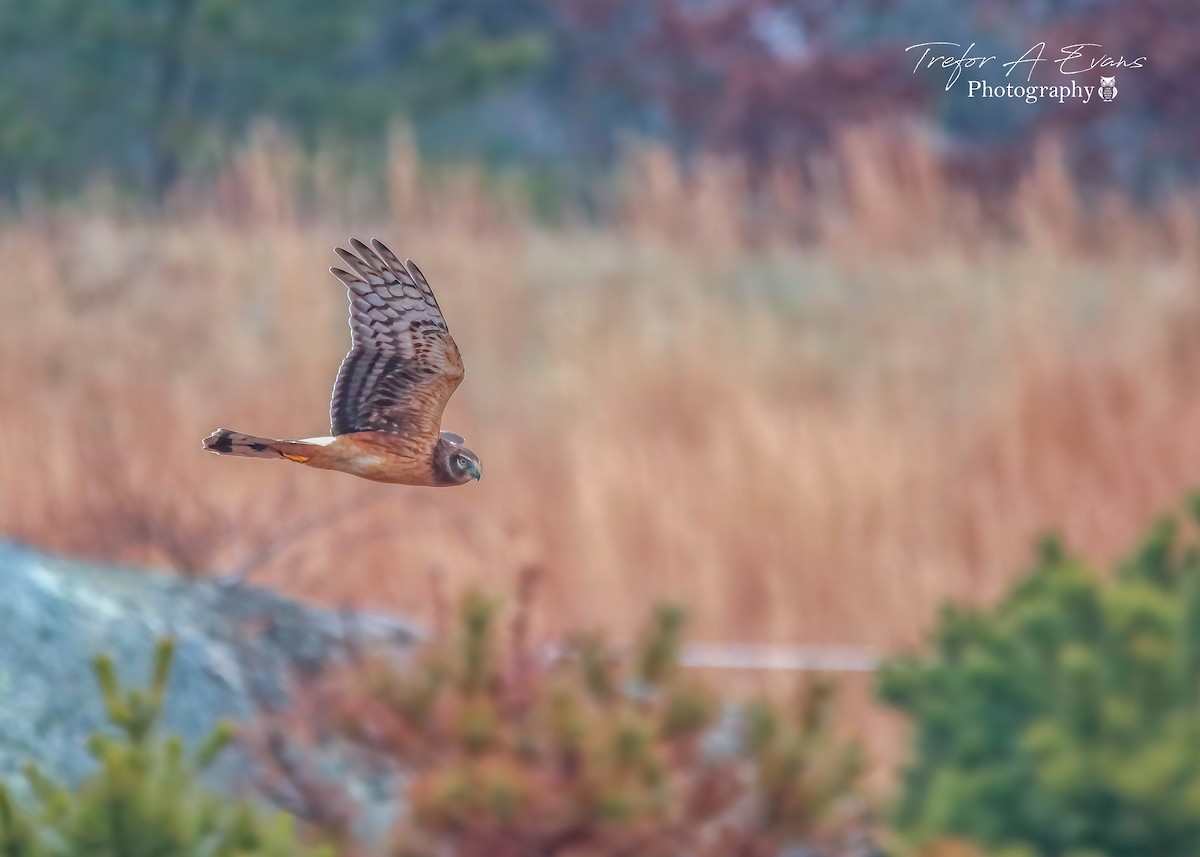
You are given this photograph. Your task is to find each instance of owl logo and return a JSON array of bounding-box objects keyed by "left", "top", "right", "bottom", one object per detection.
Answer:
[{"left": 1098, "top": 76, "right": 1118, "bottom": 102}]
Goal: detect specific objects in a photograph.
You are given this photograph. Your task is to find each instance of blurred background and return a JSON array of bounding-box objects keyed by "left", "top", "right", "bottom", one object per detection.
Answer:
[{"left": 2, "top": 2, "right": 1200, "bottom": 856}]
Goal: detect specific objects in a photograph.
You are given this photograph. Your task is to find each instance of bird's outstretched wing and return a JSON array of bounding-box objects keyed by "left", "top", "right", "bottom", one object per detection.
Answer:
[{"left": 328, "top": 239, "right": 464, "bottom": 439}]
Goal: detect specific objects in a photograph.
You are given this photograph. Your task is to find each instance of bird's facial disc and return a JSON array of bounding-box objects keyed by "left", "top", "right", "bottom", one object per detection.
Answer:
[{"left": 454, "top": 450, "right": 482, "bottom": 482}]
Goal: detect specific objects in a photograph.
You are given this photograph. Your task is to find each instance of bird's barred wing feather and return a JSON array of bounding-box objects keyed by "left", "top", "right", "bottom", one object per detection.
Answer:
[{"left": 328, "top": 238, "right": 464, "bottom": 439}]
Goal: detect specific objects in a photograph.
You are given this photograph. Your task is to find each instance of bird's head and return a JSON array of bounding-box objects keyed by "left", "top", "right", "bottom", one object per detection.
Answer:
[{"left": 434, "top": 434, "right": 482, "bottom": 485}]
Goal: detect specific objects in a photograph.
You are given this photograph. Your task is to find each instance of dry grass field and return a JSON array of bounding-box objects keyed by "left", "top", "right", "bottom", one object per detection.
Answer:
[{"left": 2, "top": 128, "right": 1199, "bottom": 666}]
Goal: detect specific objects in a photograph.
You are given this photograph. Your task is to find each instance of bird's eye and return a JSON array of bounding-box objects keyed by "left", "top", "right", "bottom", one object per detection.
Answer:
[{"left": 456, "top": 455, "right": 470, "bottom": 469}]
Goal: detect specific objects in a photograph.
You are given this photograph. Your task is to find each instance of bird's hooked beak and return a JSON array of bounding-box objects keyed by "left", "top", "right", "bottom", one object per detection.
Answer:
[{"left": 470, "top": 461, "right": 482, "bottom": 481}]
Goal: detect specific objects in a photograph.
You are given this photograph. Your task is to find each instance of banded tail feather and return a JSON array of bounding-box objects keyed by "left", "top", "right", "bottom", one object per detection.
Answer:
[{"left": 203, "top": 429, "right": 317, "bottom": 462}]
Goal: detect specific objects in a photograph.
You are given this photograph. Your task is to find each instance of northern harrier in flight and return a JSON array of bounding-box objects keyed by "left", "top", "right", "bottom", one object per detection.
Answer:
[{"left": 204, "top": 239, "right": 481, "bottom": 487}]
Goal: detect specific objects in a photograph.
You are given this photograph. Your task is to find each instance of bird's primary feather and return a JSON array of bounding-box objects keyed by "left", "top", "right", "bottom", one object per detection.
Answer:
[{"left": 328, "top": 238, "right": 464, "bottom": 442}]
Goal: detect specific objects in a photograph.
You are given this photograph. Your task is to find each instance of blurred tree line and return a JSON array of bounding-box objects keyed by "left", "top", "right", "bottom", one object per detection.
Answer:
[
  {"left": 2, "top": 0, "right": 1197, "bottom": 202},
  {"left": 0, "top": 0, "right": 550, "bottom": 199},
  {"left": 568, "top": 0, "right": 1200, "bottom": 196}
]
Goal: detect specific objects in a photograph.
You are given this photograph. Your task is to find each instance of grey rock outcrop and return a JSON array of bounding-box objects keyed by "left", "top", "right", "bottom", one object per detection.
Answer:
[{"left": 0, "top": 539, "right": 422, "bottom": 839}]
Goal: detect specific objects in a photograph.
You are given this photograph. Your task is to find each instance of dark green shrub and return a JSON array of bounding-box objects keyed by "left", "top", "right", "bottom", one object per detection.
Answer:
[
  {"left": 880, "top": 499, "right": 1200, "bottom": 857},
  {"left": 0, "top": 639, "right": 335, "bottom": 857}
]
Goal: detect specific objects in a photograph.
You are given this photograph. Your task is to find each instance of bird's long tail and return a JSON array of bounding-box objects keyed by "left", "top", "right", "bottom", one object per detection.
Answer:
[{"left": 203, "top": 429, "right": 316, "bottom": 463}]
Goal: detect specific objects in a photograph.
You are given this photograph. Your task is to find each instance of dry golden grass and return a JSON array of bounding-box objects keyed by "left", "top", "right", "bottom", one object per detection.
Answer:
[{"left": 3, "top": 127, "right": 1199, "bottom": 679}]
